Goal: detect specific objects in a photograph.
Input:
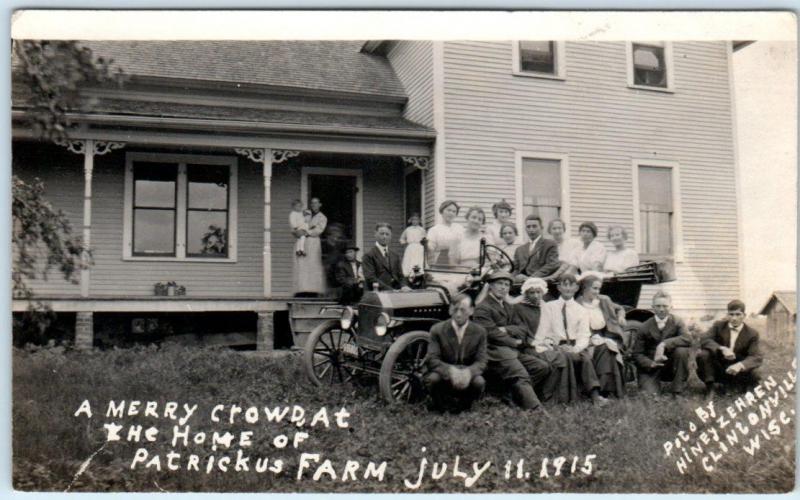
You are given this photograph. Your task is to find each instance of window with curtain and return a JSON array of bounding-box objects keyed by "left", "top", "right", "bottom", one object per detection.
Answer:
[
  {"left": 638, "top": 165, "right": 673, "bottom": 255},
  {"left": 632, "top": 42, "right": 668, "bottom": 88},
  {"left": 186, "top": 164, "right": 230, "bottom": 258},
  {"left": 522, "top": 158, "right": 561, "bottom": 230}
]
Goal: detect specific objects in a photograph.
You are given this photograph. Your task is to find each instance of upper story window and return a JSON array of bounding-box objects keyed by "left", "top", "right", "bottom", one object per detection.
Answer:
[
  {"left": 512, "top": 41, "right": 566, "bottom": 80},
  {"left": 627, "top": 41, "right": 675, "bottom": 92},
  {"left": 515, "top": 152, "right": 570, "bottom": 234},
  {"left": 634, "top": 160, "right": 683, "bottom": 261},
  {"left": 124, "top": 153, "right": 238, "bottom": 262}
]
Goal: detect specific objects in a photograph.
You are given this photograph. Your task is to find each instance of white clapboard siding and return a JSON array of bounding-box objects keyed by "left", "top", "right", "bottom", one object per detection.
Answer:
[
  {"left": 12, "top": 142, "right": 84, "bottom": 296},
  {"left": 89, "top": 151, "right": 264, "bottom": 297},
  {"left": 387, "top": 41, "right": 436, "bottom": 226},
  {"left": 440, "top": 40, "right": 738, "bottom": 315}
]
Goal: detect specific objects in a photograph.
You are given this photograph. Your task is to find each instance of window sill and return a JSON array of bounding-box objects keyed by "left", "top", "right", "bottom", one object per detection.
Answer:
[
  {"left": 123, "top": 256, "right": 238, "bottom": 264},
  {"left": 627, "top": 84, "right": 675, "bottom": 94},
  {"left": 512, "top": 70, "right": 565, "bottom": 81}
]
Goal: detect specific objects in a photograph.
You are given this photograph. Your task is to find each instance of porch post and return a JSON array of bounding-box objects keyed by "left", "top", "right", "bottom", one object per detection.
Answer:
[{"left": 235, "top": 148, "right": 299, "bottom": 299}]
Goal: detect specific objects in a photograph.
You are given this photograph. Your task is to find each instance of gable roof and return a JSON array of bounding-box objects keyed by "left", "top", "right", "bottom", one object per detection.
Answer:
[
  {"left": 79, "top": 40, "right": 408, "bottom": 100},
  {"left": 759, "top": 290, "right": 797, "bottom": 315}
]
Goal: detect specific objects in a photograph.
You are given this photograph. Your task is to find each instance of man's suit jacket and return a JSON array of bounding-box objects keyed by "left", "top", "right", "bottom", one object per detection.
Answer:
[
  {"left": 633, "top": 314, "right": 691, "bottom": 369},
  {"left": 426, "top": 320, "right": 488, "bottom": 379},
  {"left": 362, "top": 245, "right": 407, "bottom": 291},
  {"left": 701, "top": 320, "right": 763, "bottom": 371},
  {"left": 513, "top": 237, "right": 560, "bottom": 278},
  {"left": 473, "top": 295, "right": 528, "bottom": 361}
]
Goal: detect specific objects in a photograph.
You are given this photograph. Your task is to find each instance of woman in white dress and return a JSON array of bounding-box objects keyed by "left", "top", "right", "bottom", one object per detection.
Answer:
[
  {"left": 547, "top": 218, "right": 582, "bottom": 279},
  {"left": 399, "top": 213, "right": 427, "bottom": 276},
  {"left": 293, "top": 197, "right": 327, "bottom": 296},
  {"left": 486, "top": 199, "right": 514, "bottom": 246},
  {"left": 451, "top": 206, "right": 486, "bottom": 268},
  {"left": 426, "top": 200, "right": 464, "bottom": 266},
  {"left": 575, "top": 221, "right": 607, "bottom": 273},
  {"left": 603, "top": 225, "right": 640, "bottom": 274}
]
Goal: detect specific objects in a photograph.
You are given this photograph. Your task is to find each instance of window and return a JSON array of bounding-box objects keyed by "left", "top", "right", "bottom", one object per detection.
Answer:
[
  {"left": 512, "top": 41, "right": 565, "bottom": 79},
  {"left": 515, "top": 154, "right": 569, "bottom": 233},
  {"left": 634, "top": 161, "right": 682, "bottom": 260},
  {"left": 124, "top": 153, "right": 238, "bottom": 261},
  {"left": 627, "top": 41, "right": 674, "bottom": 91}
]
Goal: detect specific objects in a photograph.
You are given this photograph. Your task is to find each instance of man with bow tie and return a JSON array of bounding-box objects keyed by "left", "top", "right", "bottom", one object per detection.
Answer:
[
  {"left": 362, "top": 223, "right": 411, "bottom": 292},
  {"left": 513, "top": 214, "right": 560, "bottom": 283},
  {"left": 698, "top": 300, "right": 763, "bottom": 393}
]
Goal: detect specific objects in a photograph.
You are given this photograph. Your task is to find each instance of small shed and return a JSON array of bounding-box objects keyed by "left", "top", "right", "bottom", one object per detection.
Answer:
[{"left": 759, "top": 291, "right": 797, "bottom": 338}]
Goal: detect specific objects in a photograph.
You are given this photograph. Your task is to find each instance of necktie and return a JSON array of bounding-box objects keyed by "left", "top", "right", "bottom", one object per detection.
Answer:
[{"left": 562, "top": 302, "right": 570, "bottom": 340}]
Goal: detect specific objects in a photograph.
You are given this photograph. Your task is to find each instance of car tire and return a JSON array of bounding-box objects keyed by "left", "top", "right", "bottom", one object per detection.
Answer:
[
  {"left": 378, "top": 330, "right": 430, "bottom": 404},
  {"left": 304, "top": 319, "right": 359, "bottom": 387}
]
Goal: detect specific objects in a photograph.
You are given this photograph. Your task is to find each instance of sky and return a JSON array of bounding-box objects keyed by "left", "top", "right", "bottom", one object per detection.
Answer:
[{"left": 733, "top": 40, "right": 797, "bottom": 311}]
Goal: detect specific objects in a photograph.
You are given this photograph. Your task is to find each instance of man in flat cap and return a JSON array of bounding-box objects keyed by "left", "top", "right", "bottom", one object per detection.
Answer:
[{"left": 473, "top": 270, "right": 549, "bottom": 411}]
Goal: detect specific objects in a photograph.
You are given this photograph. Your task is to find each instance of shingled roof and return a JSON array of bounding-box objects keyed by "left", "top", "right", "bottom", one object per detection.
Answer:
[{"left": 79, "top": 40, "right": 408, "bottom": 99}]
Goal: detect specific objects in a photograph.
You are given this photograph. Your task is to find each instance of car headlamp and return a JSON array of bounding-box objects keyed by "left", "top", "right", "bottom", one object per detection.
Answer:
[
  {"left": 340, "top": 306, "right": 355, "bottom": 330},
  {"left": 375, "top": 312, "right": 390, "bottom": 337}
]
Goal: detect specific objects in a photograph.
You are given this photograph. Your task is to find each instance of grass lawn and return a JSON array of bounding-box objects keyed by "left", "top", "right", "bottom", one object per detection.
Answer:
[{"left": 12, "top": 318, "right": 796, "bottom": 493}]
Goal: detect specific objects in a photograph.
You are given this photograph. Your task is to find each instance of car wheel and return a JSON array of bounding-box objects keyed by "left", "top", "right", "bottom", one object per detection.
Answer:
[
  {"left": 379, "top": 330, "right": 430, "bottom": 404},
  {"left": 304, "top": 320, "right": 360, "bottom": 386},
  {"left": 622, "top": 319, "right": 643, "bottom": 385}
]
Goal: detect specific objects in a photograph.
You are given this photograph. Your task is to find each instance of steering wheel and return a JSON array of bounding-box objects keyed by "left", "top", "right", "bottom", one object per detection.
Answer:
[{"left": 482, "top": 244, "right": 514, "bottom": 275}]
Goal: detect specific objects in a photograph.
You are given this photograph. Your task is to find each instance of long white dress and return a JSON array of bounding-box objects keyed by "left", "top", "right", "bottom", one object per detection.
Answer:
[
  {"left": 293, "top": 211, "right": 327, "bottom": 294},
  {"left": 400, "top": 225, "right": 427, "bottom": 276},
  {"left": 426, "top": 222, "right": 465, "bottom": 265}
]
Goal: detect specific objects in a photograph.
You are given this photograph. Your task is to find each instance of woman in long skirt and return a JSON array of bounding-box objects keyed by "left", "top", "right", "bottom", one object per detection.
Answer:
[
  {"left": 399, "top": 213, "right": 426, "bottom": 276},
  {"left": 293, "top": 197, "right": 327, "bottom": 296},
  {"left": 575, "top": 274, "right": 626, "bottom": 398}
]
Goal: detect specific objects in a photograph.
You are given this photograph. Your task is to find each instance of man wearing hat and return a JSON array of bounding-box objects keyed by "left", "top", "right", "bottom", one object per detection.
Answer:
[
  {"left": 487, "top": 199, "right": 515, "bottom": 246},
  {"left": 512, "top": 277, "right": 577, "bottom": 403},
  {"left": 513, "top": 214, "right": 560, "bottom": 282},
  {"left": 473, "top": 270, "right": 550, "bottom": 410},
  {"left": 334, "top": 241, "right": 364, "bottom": 305}
]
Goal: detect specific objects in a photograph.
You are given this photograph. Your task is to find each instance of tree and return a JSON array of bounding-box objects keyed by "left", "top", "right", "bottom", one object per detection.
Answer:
[{"left": 12, "top": 40, "right": 123, "bottom": 343}]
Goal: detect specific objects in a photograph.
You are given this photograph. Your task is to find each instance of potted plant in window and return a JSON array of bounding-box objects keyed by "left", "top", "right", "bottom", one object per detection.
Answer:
[
  {"left": 154, "top": 282, "right": 168, "bottom": 296},
  {"left": 166, "top": 281, "right": 177, "bottom": 297}
]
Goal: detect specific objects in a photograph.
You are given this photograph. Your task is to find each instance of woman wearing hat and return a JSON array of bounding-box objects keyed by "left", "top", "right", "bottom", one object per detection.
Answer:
[
  {"left": 426, "top": 200, "right": 464, "bottom": 266},
  {"left": 487, "top": 199, "right": 515, "bottom": 246},
  {"left": 575, "top": 221, "right": 607, "bottom": 273},
  {"left": 575, "top": 273, "right": 626, "bottom": 398}
]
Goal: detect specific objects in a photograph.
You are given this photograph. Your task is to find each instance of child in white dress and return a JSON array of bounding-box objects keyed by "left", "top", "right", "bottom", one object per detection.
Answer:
[
  {"left": 400, "top": 213, "right": 427, "bottom": 276},
  {"left": 289, "top": 199, "right": 312, "bottom": 257}
]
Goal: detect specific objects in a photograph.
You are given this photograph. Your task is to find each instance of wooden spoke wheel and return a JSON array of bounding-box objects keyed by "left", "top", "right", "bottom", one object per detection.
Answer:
[
  {"left": 378, "top": 331, "right": 430, "bottom": 403},
  {"left": 304, "top": 320, "right": 361, "bottom": 386}
]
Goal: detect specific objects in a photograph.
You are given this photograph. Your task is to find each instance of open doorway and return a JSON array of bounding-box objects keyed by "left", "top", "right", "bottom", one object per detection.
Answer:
[{"left": 300, "top": 167, "right": 364, "bottom": 254}]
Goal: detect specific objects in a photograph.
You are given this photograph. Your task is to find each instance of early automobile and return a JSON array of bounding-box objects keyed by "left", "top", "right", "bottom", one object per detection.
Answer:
[{"left": 303, "top": 239, "right": 674, "bottom": 403}]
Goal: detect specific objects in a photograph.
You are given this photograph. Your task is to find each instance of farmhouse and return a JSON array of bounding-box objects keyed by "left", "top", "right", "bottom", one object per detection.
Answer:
[{"left": 12, "top": 40, "right": 747, "bottom": 349}]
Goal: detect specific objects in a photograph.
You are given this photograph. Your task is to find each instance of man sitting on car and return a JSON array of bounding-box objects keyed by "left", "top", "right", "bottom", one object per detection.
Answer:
[
  {"left": 424, "top": 293, "right": 488, "bottom": 413},
  {"left": 473, "top": 270, "right": 550, "bottom": 411},
  {"left": 513, "top": 214, "right": 560, "bottom": 283},
  {"left": 362, "top": 223, "right": 411, "bottom": 292}
]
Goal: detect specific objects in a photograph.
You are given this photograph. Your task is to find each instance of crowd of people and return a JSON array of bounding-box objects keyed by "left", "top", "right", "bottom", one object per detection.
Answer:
[{"left": 290, "top": 197, "right": 763, "bottom": 413}]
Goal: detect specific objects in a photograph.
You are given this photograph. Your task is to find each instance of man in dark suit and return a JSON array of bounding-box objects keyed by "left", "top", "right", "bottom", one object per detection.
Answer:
[
  {"left": 361, "top": 223, "right": 410, "bottom": 292},
  {"left": 425, "top": 293, "right": 488, "bottom": 413},
  {"left": 473, "top": 270, "right": 550, "bottom": 411},
  {"left": 633, "top": 290, "right": 699, "bottom": 395},
  {"left": 698, "top": 300, "right": 763, "bottom": 393},
  {"left": 334, "top": 242, "right": 364, "bottom": 305},
  {"left": 513, "top": 214, "right": 560, "bottom": 282}
]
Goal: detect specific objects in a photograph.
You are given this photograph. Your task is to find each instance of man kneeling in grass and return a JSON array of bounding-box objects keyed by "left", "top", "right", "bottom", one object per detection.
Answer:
[
  {"left": 699, "top": 299, "right": 763, "bottom": 395},
  {"left": 424, "top": 293, "right": 488, "bottom": 413}
]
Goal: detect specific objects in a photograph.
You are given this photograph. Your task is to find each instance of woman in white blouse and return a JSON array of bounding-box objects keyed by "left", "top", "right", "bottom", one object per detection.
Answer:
[
  {"left": 451, "top": 206, "right": 486, "bottom": 268},
  {"left": 603, "top": 225, "right": 640, "bottom": 274},
  {"left": 547, "top": 218, "right": 582, "bottom": 279},
  {"left": 575, "top": 221, "right": 607, "bottom": 273},
  {"left": 425, "top": 200, "right": 464, "bottom": 266}
]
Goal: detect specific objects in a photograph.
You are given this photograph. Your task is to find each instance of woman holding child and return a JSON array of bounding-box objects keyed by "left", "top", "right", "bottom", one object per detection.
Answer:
[{"left": 292, "top": 197, "right": 327, "bottom": 296}]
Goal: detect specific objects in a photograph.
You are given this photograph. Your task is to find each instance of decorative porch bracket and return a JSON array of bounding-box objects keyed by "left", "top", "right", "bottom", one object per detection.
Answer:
[
  {"left": 401, "top": 155, "right": 430, "bottom": 170},
  {"left": 55, "top": 139, "right": 126, "bottom": 297},
  {"left": 234, "top": 148, "right": 299, "bottom": 299}
]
